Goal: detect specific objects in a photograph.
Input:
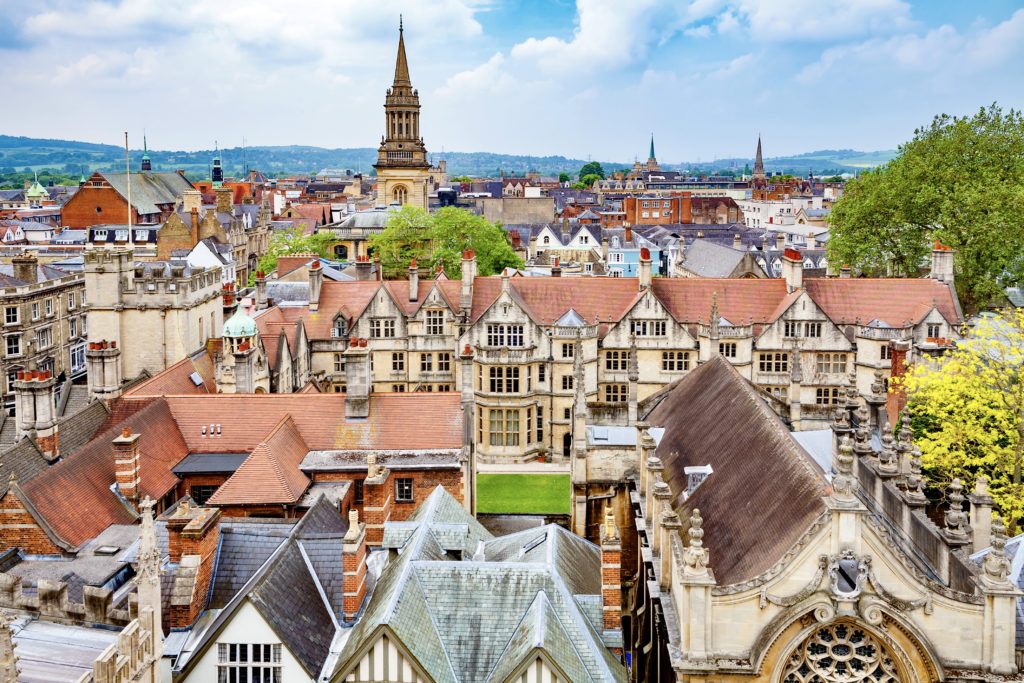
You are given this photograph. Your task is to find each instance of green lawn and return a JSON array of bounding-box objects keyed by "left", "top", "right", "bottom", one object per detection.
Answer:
[{"left": 476, "top": 474, "right": 571, "bottom": 514}]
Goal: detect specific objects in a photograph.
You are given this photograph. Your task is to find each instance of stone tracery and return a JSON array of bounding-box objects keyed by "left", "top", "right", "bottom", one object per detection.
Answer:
[{"left": 780, "top": 622, "right": 900, "bottom": 683}]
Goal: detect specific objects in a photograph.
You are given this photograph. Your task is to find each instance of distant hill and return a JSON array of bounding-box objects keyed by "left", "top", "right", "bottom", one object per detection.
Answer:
[{"left": 0, "top": 135, "right": 895, "bottom": 181}]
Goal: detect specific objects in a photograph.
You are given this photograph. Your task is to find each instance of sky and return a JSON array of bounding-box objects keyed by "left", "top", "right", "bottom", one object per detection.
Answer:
[{"left": 2, "top": 0, "right": 1023, "bottom": 163}]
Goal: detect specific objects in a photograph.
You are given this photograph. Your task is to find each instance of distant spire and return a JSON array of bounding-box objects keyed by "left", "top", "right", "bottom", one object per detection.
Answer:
[
  {"left": 141, "top": 132, "right": 151, "bottom": 171},
  {"left": 649, "top": 133, "right": 655, "bottom": 161},
  {"left": 753, "top": 135, "right": 765, "bottom": 179},
  {"left": 212, "top": 140, "right": 223, "bottom": 186},
  {"left": 393, "top": 18, "right": 411, "bottom": 88}
]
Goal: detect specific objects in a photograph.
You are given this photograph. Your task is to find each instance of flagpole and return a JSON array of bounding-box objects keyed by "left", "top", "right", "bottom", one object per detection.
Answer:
[{"left": 125, "top": 131, "right": 133, "bottom": 250}]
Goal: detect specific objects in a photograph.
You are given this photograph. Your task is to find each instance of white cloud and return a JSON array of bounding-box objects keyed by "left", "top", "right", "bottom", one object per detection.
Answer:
[
  {"left": 684, "top": 24, "right": 712, "bottom": 38},
  {"left": 708, "top": 52, "right": 754, "bottom": 79}
]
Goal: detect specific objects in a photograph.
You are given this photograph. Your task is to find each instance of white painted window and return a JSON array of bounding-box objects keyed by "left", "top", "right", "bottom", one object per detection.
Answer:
[{"left": 217, "top": 643, "right": 282, "bottom": 683}]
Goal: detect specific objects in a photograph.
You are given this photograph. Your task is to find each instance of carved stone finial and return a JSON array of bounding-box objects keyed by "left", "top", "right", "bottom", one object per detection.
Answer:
[
  {"left": 974, "top": 475, "right": 989, "bottom": 497},
  {"left": 869, "top": 370, "right": 886, "bottom": 401},
  {"left": 831, "top": 436, "right": 858, "bottom": 503},
  {"left": 905, "top": 446, "right": 927, "bottom": 504},
  {"left": 344, "top": 510, "right": 362, "bottom": 542},
  {"left": 853, "top": 404, "right": 872, "bottom": 456},
  {"left": 603, "top": 505, "right": 618, "bottom": 542},
  {"left": 137, "top": 496, "right": 160, "bottom": 584},
  {"left": 366, "top": 453, "right": 377, "bottom": 479},
  {"left": 943, "top": 478, "right": 970, "bottom": 543},
  {"left": 981, "top": 515, "right": 1014, "bottom": 585},
  {"left": 877, "top": 422, "right": 897, "bottom": 472},
  {"left": 683, "top": 508, "right": 710, "bottom": 577}
]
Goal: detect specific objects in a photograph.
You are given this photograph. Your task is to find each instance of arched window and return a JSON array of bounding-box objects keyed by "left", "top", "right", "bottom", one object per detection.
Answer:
[
  {"left": 780, "top": 623, "right": 899, "bottom": 682},
  {"left": 543, "top": 236, "right": 550, "bottom": 245},
  {"left": 334, "top": 244, "right": 349, "bottom": 260},
  {"left": 393, "top": 186, "right": 408, "bottom": 205}
]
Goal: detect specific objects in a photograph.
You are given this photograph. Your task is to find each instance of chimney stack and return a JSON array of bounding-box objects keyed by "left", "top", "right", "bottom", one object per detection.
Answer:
[
  {"left": 309, "top": 258, "right": 323, "bottom": 312},
  {"left": 11, "top": 252, "right": 37, "bottom": 285},
  {"left": 344, "top": 338, "right": 370, "bottom": 419},
  {"left": 182, "top": 190, "right": 202, "bottom": 215},
  {"left": 625, "top": 224, "right": 632, "bottom": 243},
  {"left": 13, "top": 370, "right": 58, "bottom": 459},
  {"left": 165, "top": 503, "right": 221, "bottom": 628},
  {"left": 840, "top": 264, "right": 851, "bottom": 278},
  {"left": 342, "top": 510, "right": 368, "bottom": 621},
  {"left": 86, "top": 340, "right": 123, "bottom": 402},
  {"left": 775, "top": 232, "right": 785, "bottom": 251},
  {"left": 781, "top": 248, "right": 803, "bottom": 293},
  {"left": 885, "top": 339, "right": 911, "bottom": 426},
  {"left": 408, "top": 259, "right": 419, "bottom": 303},
  {"left": 638, "top": 247, "right": 652, "bottom": 290},
  {"left": 551, "top": 256, "right": 561, "bottom": 278},
  {"left": 733, "top": 234, "right": 742, "bottom": 250},
  {"left": 355, "top": 255, "right": 372, "bottom": 281},
  {"left": 112, "top": 427, "right": 140, "bottom": 505},
  {"left": 600, "top": 505, "right": 622, "bottom": 631},
  {"left": 930, "top": 240, "right": 955, "bottom": 285},
  {"left": 254, "top": 271, "right": 268, "bottom": 310},
  {"left": 460, "top": 250, "right": 476, "bottom": 314},
  {"left": 215, "top": 186, "right": 233, "bottom": 213}
]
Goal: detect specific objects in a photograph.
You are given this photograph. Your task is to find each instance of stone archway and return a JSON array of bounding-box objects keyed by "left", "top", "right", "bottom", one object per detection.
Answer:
[{"left": 778, "top": 621, "right": 900, "bottom": 682}]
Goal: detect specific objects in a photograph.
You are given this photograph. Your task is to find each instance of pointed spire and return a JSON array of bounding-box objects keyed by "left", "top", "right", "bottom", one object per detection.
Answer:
[
  {"left": 393, "top": 18, "right": 411, "bottom": 88},
  {"left": 753, "top": 135, "right": 765, "bottom": 178},
  {"left": 141, "top": 133, "right": 151, "bottom": 171},
  {"left": 649, "top": 133, "right": 655, "bottom": 161}
]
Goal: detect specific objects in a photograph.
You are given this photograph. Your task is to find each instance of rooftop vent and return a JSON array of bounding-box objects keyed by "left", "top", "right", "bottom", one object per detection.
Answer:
[
  {"left": 684, "top": 464, "right": 713, "bottom": 496},
  {"left": 94, "top": 545, "right": 120, "bottom": 556},
  {"left": 188, "top": 371, "right": 203, "bottom": 387}
]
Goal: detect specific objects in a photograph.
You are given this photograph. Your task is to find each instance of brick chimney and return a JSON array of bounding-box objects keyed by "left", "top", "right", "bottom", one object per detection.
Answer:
[
  {"left": 13, "top": 370, "right": 58, "bottom": 460},
  {"left": 624, "top": 224, "right": 632, "bottom": 243},
  {"left": 638, "top": 247, "right": 652, "bottom": 290},
  {"left": 408, "top": 259, "right": 419, "bottom": 303},
  {"left": 189, "top": 207, "right": 200, "bottom": 248},
  {"left": 781, "top": 248, "right": 803, "bottom": 293},
  {"left": 215, "top": 186, "right": 233, "bottom": 213},
  {"left": 309, "top": 258, "right": 323, "bottom": 312},
  {"left": 600, "top": 505, "right": 622, "bottom": 630},
  {"left": 460, "top": 250, "right": 476, "bottom": 314},
  {"left": 11, "top": 252, "right": 37, "bottom": 285},
  {"left": 355, "top": 255, "right": 372, "bottom": 281},
  {"left": 342, "top": 509, "right": 367, "bottom": 621},
  {"left": 112, "top": 427, "right": 140, "bottom": 505},
  {"left": 885, "top": 339, "right": 911, "bottom": 426},
  {"left": 361, "top": 455, "right": 392, "bottom": 544},
  {"left": 166, "top": 502, "right": 221, "bottom": 628},
  {"left": 551, "top": 256, "right": 561, "bottom": 278}
]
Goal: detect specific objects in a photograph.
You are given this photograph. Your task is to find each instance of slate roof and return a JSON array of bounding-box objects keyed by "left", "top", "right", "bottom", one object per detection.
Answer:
[
  {"left": 178, "top": 496, "right": 348, "bottom": 678},
  {"left": 677, "top": 238, "right": 764, "bottom": 278},
  {"left": 643, "top": 356, "right": 828, "bottom": 586},
  {"left": 98, "top": 171, "right": 193, "bottom": 215},
  {"left": 332, "top": 486, "right": 624, "bottom": 682}
]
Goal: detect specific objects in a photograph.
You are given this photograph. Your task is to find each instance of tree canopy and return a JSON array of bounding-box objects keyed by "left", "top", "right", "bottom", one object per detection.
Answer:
[
  {"left": 370, "top": 206, "right": 523, "bottom": 279},
  {"left": 580, "top": 173, "right": 601, "bottom": 187},
  {"left": 827, "top": 104, "right": 1024, "bottom": 311},
  {"left": 578, "top": 161, "right": 605, "bottom": 179},
  {"left": 899, "top": 308, "right": 1024, "bottom": 532},
  {"left": 255, "top": 227, "right": 335, "bottom": 282},
  {"left": 558, "top": 172, "right": 570, "bottom": 183}
]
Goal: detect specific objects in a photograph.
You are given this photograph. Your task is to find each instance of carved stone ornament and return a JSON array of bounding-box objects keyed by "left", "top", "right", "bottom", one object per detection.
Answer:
[
  {"left": 828, "top": 548, "right": 868, "bottom": 599},
  {"left": 982, "top": 515, "right": 1014, "bottom": 586},
  {"left": 682, "top": 508, "right": 710, "bottom": 577},
  {"left": 877, "top": 422, "right": 897, "bottom": 475},
  {"left": 869, "top": 369, "right": 886, "bottom": 402},
  {"left": 904, "top": 446, "right": 927, "bottom": 504},
  {"left": 943, "top": 478, "right": 969, "bottom": 538},
  {"left": 830, "top": 436, "right": 858, "bottom": 504}
]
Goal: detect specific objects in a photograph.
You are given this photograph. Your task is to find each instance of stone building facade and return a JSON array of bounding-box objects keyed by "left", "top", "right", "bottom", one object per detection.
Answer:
[
  {"left": 82, "top": 246, "right": 223, "bottom": 397},
  {"left": 252, "top": 246, "right": 962, "bottom": 465},
  {"left": 1, "top": 252, "right": 86, "bottom": 408}
]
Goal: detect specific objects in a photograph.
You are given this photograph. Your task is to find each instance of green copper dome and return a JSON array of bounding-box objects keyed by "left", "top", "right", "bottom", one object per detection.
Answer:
[{"left": 222, "top": 308, "right": 257, "bottom": 338}]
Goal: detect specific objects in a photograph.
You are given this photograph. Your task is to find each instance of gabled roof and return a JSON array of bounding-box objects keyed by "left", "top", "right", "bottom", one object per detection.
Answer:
[
  {"left": 123, "top": 350, "right": 215, "bottom": 397},
  {"left": 20, "top": 399, "right": 189, "bottom": 548},
  {"left": 677, "top": 238, "right": 764, "bottom": 278},
  {"left": 643, "top": 356, "right": 828, "bottom": 586},
  {"left": 333, "top": 487, "right": 624, "bottom": 682},
  {"left": 206, "top": 416, "right": 311, "bottom": 505},
  {"left": 652, "top": 278, "right": 789, "bottom": 325},
  {"left": 804, "top": 277, "right": 960, "bottom": 326},
  {"left": 95, "top": 171, "right": 193, "bottom": 215}
]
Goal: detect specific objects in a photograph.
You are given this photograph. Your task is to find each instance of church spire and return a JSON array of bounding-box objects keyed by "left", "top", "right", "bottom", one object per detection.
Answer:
[
  {"left": 393, "top": 16, "right": 411, "bottom": 88},
  {"left": 141, "top": 133, "right": 151, "bottom": 172},
  {"left": 649, "top": 134, "right": 656, "bottom": 161},
  {"left": 753, "top": 135, "right": 765, "bottom": 179}
]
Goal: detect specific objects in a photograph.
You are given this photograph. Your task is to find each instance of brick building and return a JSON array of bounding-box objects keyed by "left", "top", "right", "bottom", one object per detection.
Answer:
[{"left": 61, "top": 170, "right": 193, "bottom": 229}]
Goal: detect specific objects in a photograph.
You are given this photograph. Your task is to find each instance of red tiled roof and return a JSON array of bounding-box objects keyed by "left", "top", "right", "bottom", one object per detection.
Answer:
[
  {"left": 804, "top": 278, "right": 959, "bottom": 326},
  {"left": 21, "top": 399, "right": 189, "bottom": 548},
  {"left": 383, "top": 280, "right": 435, "bottom": 315},
  {"left": 255, "top": 307, "right": 306, "bottom": 370},
  {"left": 161, "top": 393, "right": 463, "bottom": 452},
  {"left": 207, "top": 416, "right": 310, "bottom": 505},
  {"left": 304, "top": 281, "right": 381, "bottom": 337},
  {"left": 123, "top": 351, "right": 215, "bottom": 397},
  {"left": 653, "top": 278, "right": 790, "bottom": 325}
]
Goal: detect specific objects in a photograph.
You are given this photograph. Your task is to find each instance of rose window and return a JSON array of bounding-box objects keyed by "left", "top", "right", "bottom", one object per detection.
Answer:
[{"left": 781, "top": 623, "right": 899, "bottom": 682}]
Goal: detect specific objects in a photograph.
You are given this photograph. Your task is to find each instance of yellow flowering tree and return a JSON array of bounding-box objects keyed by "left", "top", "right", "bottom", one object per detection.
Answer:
[{"left": 901, "top": 308, "right": 1024, "bottom": 532}]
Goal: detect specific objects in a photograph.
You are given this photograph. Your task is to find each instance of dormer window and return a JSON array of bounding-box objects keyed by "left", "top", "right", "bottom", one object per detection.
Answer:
[
  {"left": 332, "top": 316, "right": 348, "bottom": 338},
  {"left": 685, "top": 465, "right": 713, "bottom": 495}
]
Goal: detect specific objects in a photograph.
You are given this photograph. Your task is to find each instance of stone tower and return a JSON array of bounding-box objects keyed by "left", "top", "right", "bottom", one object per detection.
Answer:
[
  {"left": 753, "top": 136, "right": 765, "bottom": 179},
  {"left": 373, "top": 18, "right": 431, "bottom": 210}
]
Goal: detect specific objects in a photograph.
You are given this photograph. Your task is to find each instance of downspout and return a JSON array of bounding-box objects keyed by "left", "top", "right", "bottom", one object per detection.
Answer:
[{"left": 161, "top": 309, "right": 168, "bottom": 370}]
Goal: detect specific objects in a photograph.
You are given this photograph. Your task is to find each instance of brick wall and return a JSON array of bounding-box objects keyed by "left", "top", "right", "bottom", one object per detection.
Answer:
[
  {"left": 61, "top": 186, "right": 139, "bottom": 229},
  {"left": 0, "top": 491, "right": 64, "bottom": 555}
]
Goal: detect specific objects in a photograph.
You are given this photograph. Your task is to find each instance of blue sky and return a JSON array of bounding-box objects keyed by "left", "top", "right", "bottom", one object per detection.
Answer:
[{"left": 1, "top": 1, "right": 1022, "bottom": 163}]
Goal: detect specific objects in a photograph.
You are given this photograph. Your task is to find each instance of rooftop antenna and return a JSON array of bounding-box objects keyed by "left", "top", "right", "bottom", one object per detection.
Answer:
[{"left": 124, "top": 131, "right": 133, "bottom": 250}]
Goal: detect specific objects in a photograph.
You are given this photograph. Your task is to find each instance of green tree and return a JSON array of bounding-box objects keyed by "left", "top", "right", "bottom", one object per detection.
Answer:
[
  {"left": 826, "top": 175, "right": 844, "bottom": 183},
  {"left": 898, "top": 308, "right": 1024, "bottom": 532},
  {"left": 828, "top": 104, "right": 1024, "bottom": 311},
  {"left": 255, "top": 227, "right": 336, "bottom": 281},
  {"left": 370, "top": 206, "right": 523, "bottom": 279},
  {"left": 558, "top": 172, "right": 570, "bottom": 183},
  {"left": 578, "top": 161, "right": 605, "bottom": 179},
  {"left": 450, "top": 175, "right": 473, "bottom": 183},
  {"left": 580, "top": 173, "right": 601, "bottom": 187}
]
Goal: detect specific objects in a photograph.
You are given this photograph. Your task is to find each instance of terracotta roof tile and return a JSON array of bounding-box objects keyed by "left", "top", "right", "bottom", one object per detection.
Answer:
[
  {"left": 804, "top": 278, "right": 959, "bottom": 326},
  {"left": 21, "top": 399, "right": 189, "bottom": 548},
  {"left": 652, "top": 278, "right": 789, "bottom": 324},
  {"left": 161, "top": 393, "right": 463, "bottom": 452},
  {"left": 123, "top": 351, "right": 215, "bottom": 397},
  {"left": 207, "top": 416, "right": 310, "bottom": 505}
]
